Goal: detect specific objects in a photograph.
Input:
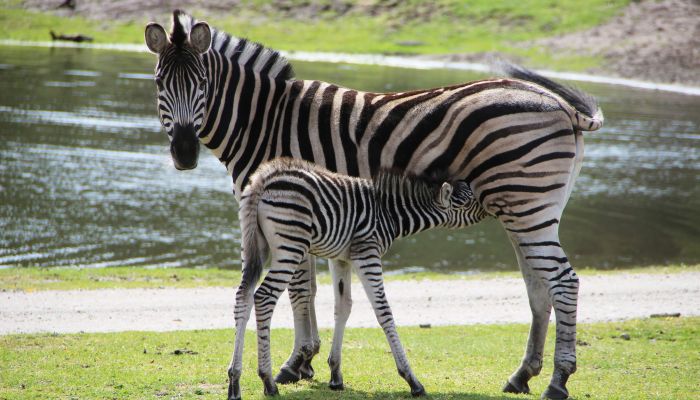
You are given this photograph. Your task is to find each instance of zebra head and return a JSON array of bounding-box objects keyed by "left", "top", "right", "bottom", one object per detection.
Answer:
[
  {"left": 438, "top": 181, "right": 486, "bottom": 227},
  {"left": 145, "top": 10, "right": 211, "bottom": 170}
]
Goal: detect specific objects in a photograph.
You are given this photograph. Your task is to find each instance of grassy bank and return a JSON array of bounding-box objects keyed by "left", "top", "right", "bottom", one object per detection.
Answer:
[
  {"left": 1, "top": 264, "right": 698, "bottom": 292},
  {"left": 1, "top": 317, "right": 697, "bottom": 399},
  {"left": 0, "top": 0, "right": 629, "bottom": 70}
]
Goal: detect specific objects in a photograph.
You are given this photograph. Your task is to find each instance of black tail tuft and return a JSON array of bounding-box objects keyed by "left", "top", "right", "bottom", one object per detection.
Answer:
[
  {"left": 499, "top": 62, "right": 599, "bottom": 118},
  {"left": 241, "top": 252, "right": 263, "bottom": 290}
]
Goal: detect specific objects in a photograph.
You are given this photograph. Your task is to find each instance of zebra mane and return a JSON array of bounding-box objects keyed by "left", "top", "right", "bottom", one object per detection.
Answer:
[
  {"left": 170, "top": 9, "right": 190, "bottom": 48},
  {"left": 170, "top": 11, "right": 294, "bottom": 81},
  {"left": 372, "top": 169, "right": 445, "bottom": 205}
]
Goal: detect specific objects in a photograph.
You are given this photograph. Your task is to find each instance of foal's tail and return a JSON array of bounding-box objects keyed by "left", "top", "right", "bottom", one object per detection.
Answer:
[
  {"left": 238, "top": 181, "right": 265, "bottom": 290},
  {"left": 501, "top": 62, "right": 604, "bottom": 131}
]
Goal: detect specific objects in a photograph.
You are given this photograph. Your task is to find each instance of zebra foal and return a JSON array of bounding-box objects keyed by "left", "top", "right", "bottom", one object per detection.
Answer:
[{"left": 228, "top": 158, "right": 487, "bottom": 399}]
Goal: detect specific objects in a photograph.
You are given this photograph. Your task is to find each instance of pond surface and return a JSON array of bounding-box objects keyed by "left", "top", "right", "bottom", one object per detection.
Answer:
[{"left": 1, "top": 45, "right": 698, "bottom": 272}]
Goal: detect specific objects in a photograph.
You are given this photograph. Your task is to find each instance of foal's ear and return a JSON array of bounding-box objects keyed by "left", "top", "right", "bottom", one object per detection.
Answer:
[
  {"left": 190, "top": 22, "right": 212, "bottom": 54},
  {"left": 439, "top": 182, "right": 453, "bottom": 208},
  {"left": 145, "top": 23, "right": 168, "bottom": 54}
]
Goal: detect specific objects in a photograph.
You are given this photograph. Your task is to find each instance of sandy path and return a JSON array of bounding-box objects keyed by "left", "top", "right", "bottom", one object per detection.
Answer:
[{"left": 2, "top": 272, "right": 698, "bottom": 335}]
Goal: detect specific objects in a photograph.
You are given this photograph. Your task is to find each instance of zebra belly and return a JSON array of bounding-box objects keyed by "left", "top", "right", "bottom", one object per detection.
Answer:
[{"left": 309, "top": 241, "right": 352, "bottom": 261}]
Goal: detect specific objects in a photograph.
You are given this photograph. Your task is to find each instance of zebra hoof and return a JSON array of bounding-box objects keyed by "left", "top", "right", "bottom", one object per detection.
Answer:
[
  {"left": 263, "top": 381, "right": 279, "bottom": 397},
  {"left": 503, "top": 379, "right": 530, "bottom": 394},
  {"left": 541, "top": 384, "right": 568, "bottom": 400},
  {"left": 411, "top": 383, "right": 426, "bottom": 397},
  {"left": 299, "top": 360, "right": 315, "bottom": 380},
  {"left": 227, "top": 391, "right": 242, "bottom": 400},
  {"left": 227, "top": 377, "right": 242, "bottom": 400},
  {"left": 274, "top": 367, "right": 300, "bottom": 385},
  {"left": 329, "top": 382, "right": 344, "bottom": 391}
]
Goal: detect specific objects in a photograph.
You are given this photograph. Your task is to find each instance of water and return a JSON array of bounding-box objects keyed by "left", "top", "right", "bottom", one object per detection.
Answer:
[{"left": 1, "top": 46, "right": 698, "bottom": 272}]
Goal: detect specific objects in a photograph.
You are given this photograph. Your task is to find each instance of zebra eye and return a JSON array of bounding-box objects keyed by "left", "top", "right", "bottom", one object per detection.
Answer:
[
  {"left": 198, "top": 80, "right": 207, "bottom": 93},
  {"left": 154, "top": 77, "right": 164, "bottom": 91}
]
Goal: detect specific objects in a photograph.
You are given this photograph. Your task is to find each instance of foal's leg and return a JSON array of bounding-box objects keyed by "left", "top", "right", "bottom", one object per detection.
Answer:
[
  {"left": 327, "top": 259, "right": 352, "bottom": 390},
  {"left": 254, "top": 257, "right": 301, "bottom": 397},
  {"left": 352, "top": 257, "right": 425, "bottom": 397},
  {"left": 275, "top": 257, "right": 319, "bottom": 383},
  {"left": 227, "top": 279, "right": 255, "bottom": 400},
  {"left": 505, "top": 225, "right": 578, "bottom": 400},
  {"left": 300, "top": 255, "right": 321, "bottom": 378}
]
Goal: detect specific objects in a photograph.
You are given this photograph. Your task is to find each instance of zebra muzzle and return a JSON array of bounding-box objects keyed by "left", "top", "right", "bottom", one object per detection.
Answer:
[{"left": 170, "top": 123, "right": 200, "bottom": 170}]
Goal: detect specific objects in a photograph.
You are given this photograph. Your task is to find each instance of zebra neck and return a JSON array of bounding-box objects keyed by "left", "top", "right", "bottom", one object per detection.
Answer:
[
  {"left": 388, "top": 203, "right": 448, "bottom": 240},
  {"left": 198, "top": 35, "right": 295, "bottom": 195},
  {"left": 375, "top": 176, "right": 448, "bottom": 240}
]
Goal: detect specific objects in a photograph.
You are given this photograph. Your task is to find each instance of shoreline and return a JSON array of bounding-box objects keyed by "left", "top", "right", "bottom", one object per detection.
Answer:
[
  {"left": 2, "top": 271, "right": 698, "bottom": 335},
  {"left": 2, "top": 39, "right": 699, "bottom": 96}
]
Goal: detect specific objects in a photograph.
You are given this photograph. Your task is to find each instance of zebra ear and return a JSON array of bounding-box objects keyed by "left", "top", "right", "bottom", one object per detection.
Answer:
[
  {"left": 190, "top": 22, "right": 212, "bottom": 54},
  {"left": 145, "top": 23, "right": 168, "bottom": 54},
  {"left": 439, "top": 182, "right": 453, "bottom": 208}
]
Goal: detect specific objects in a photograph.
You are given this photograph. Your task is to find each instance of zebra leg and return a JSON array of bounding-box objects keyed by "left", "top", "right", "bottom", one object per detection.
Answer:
[
  {"left": 352, "top": 257, "right": 426, "bottom": 397},
  {"left": 227, "top": 282, "right": 255, "bottom": 400},
  {"left": 507, "top": 228, "right": 578, "bottom": 400},
  {"left": 274, "top": 257, "right": 318, "bottom": 384},
  {"left": 300, "top": 255, "right": 321, "bottom": 379},
  {"left": 255, "top": 261, "right": 300, "bottom": 397},
  {"left": 327, "top": 260, "right": 352, "bottom": 390},
  {"left": 503, "top": 242, "right": 552, "bottom": 395}
]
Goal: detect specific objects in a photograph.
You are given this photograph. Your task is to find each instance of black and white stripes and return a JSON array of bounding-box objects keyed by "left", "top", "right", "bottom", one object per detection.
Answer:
[
  {"left": 145, "top": 10, "right": 604, "bottom": 400},
  {"left": 227, "top": 158, "right": 486, "bottom": 398}
]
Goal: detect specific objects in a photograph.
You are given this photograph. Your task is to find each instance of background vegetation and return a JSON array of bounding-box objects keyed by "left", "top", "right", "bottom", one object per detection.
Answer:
[{"left": 0, "top": 0, "right": 630, "bottom": 70}]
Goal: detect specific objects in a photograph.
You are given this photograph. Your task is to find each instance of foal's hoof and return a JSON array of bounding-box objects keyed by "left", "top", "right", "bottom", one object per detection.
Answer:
[
  {"left": 503, "top": 379, "right": 530, "bottom": 394},
  {"left": 274, "top": 367, "right": 300, "bottom": 385},
  {"left": 542, "top": 384, "right": 569, "bottom": 400},
  {"left": 329, "top": 382, "right": 344, "bottom": 391},
  {"left": 299, "top": 360, "right": 315, "bottom": 380},
  {"left": 227, "top": 379, "right": 242, "bottom": 400},
  {"left": 263, "top": 383, "right": 279, "bottom": 397},
  {"left": 411, "top": 384, "right": 426, "bottom": 397}
]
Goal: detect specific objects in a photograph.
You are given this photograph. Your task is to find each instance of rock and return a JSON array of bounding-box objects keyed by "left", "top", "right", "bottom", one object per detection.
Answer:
[
  {"left": 650, "top": 312, "right": 681, "bottom": 318},
  {"left": 396, "top": 40, "right": 425, "bottom": 47}
]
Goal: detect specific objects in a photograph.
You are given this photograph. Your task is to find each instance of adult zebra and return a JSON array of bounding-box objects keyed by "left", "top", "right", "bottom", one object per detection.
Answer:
[
  {"left": 144, "top": 10, "right": 603, "bottom": 400},
  {"left": 233, "top": 158, "right": 487, "bottom": 399}
]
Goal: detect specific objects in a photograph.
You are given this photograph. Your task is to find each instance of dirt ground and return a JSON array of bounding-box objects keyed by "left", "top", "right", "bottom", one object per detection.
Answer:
[
  {"left": 22, "top": 0, "right": 700, "bottom": 86},
  {"left": 405, "top": 0, "right": 700, "bottom": 86},
  {"left": 2, "top": 272, "right": 698, "bottom": 334},
  {"left": 531, "top": 0, "right": 700, "bottom": 86}
]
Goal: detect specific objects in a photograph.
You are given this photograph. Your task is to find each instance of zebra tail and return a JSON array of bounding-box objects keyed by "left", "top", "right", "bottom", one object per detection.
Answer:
[
  {"left": 238, "top": 183, "right": 265, "bottom": 290},
  {"left": 500, "top": 62, "right": 604, "bottom": 132}
]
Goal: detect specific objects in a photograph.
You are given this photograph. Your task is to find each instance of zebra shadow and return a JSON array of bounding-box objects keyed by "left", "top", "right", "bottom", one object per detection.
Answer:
[{"left": 279, "top": 380, "right": 527, "bottom": 399}]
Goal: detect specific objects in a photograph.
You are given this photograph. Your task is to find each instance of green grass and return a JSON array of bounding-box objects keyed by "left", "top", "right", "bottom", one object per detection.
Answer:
[
  {"left": 0, "top": 317, "right": 697, "bottom": 399},
  {"left": 1, "top": 264, "right": 698, "bottom": 292},
  {"left": 0, "top": 0, "right": 629, "bottom": 71},
  {"left": 0, "top": 266, "right": 242, "bottom": 292}
]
